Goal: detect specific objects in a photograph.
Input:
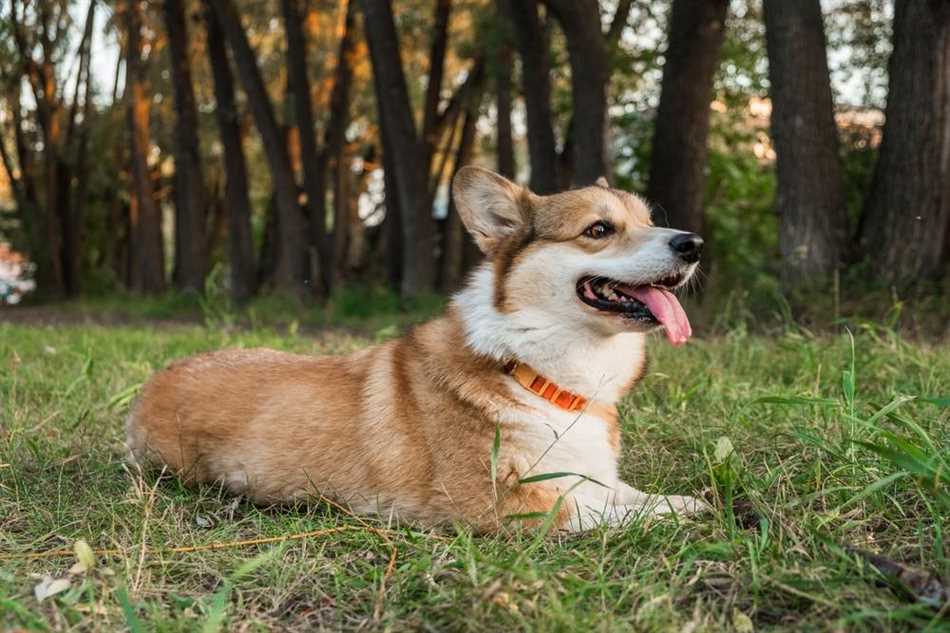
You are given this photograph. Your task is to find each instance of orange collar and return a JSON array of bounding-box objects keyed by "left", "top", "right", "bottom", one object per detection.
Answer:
[{"left": 503, "top": 361, "right": 616, "bottom": 420}]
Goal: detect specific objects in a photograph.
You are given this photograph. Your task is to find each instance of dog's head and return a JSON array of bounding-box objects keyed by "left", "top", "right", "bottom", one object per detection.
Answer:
[{"left": 453, "top": 166, "right": 701, "bottom": 345}]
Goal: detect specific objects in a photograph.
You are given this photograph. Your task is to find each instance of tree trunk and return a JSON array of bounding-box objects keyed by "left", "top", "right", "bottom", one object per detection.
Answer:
[
  {"left": 51, "top": 0, "right": 96, "bottom": 298},
  {"left": 442, "top": 99, "right": 481, "bottom": 292},
  {"left": 493, "top": 16, "right": 516, "bottom": 180},
  {"left": 124, "top": 0, "right": 166, "bottom": 294},
  {"left": 326, "top": 0, "right": 357, "bottom": 288},
  {"left": 647, "top": 0, "right": 728, "bottom": 237},
  {"left": 203, "top": 0, "right": 256, "bottom": 302},
  {"left": 208, "top": 0, "right": 310, "bottom": 297},
  {"left": 381, "top": 135, "right": 403, "bottom": 289},
  {"left": 858, "top": 0, "right": 950, "bottom": 284},
  {"left": 763, "top": 0, "right": 848, "bottom": 286},
  {"left": 505, "top": 0, "right": 558, "bottom": 193},
  {"left": 282, "top": 0, "right": 332, "bottom": 294},
  {"left": 543, "top": 0, "right": 610, "bottom": 185},
  {"left": 360, "top": 0, "right": 434, "bottom": 297},
  {"left": 420, "top": 0, "right": 452, "bottom": 171},
  {"left": 164, "top": 0, "right": 208, "bottom": 294}
]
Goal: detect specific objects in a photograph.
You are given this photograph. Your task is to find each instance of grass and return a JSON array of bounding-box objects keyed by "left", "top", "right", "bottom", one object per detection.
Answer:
[{"left": 1, "top": 315, "right": 948, "bottom": 631}]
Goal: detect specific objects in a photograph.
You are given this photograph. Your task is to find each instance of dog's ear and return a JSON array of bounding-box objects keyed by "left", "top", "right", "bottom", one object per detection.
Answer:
[
  {"left": 452, "top": 166, "right": 531, "bottom": 255},
  {"left": 595, "top": 176, "right": 610, "bottom": 188}
]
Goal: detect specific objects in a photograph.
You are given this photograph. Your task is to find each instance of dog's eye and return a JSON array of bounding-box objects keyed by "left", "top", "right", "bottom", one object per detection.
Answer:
[{"left": 584, "top": 221, "right": 614, "bottom": 239}]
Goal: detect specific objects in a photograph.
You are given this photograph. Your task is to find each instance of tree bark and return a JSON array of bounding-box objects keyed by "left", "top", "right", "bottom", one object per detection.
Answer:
[
  {"left": 360, "top": 0, "right": 434, "bottom": 297},
  {"left": 543, "top": 0, "right": 610, "bottom": 185},
  {"left": 763, "top": 0, "right": 849, "bottom": 286},
  {"left": 420, "top": 0, "right": 452, "bottom": 172},
  {"left": 208, "top": 0, "right": 310, "bottom": 297},
  {"left": 281, "top": 0, "right": 333, "bottom": 294},
  {"left": 858, "top": 0, "right": 950, "bottom": 284},
  {"left": 442, "top": 97, "right": 481, "bottom": 292},
  {"left": 164, "top": 0, "right": 209, "bottom": 293},
  {"left": 505, "top": 0, "right": 558, "bottom": 193},
  {"left": 327, "top": 0, "right": 358, "bottom": 287},
  {"left": 493, "top": 10, "right": 516, "bottom": 180},
  {"left": 202, "top": 0, "right": 256, "bottom": 302},
  {"left": 647, "top": 0, "right": 728, "bottom": 237},
  {"left": 65, "top": 1, "right": 97, "bottom": 298},
  {"left": 606, "top": 0, "right": 634, "bottom": 45},
  {"left": 9, "top": 0, "right": 67, "bottom": 296},
  {"left": 124, "top": 0, "right": 166, "bottom": 294}
]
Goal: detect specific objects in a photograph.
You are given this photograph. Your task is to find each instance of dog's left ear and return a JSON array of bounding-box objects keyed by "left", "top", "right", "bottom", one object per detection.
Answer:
[
  {"left": 595, "top": 176, "right": 610, "bottom": 188},
  {"left": 452, "top": 166, "right": 531, "bottom": 255}
]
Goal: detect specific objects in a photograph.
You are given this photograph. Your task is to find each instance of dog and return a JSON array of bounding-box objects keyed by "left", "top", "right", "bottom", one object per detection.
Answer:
[{"left": 126, "top": 166, "right": 707, "bottom": 532}]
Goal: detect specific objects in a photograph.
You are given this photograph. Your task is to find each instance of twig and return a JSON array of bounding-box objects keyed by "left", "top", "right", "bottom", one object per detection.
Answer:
[
  {"left": 372, "top": 546, "right": 399, "bottom": 622},
  {"left": 0, "top": 526, "right": 358, "bottom": 562}
]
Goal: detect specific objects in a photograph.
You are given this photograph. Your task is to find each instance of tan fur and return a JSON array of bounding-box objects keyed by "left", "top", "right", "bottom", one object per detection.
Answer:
[
  {"left": 128, "top": 310, "right": 584, "bottom": 531},
  {"left": 127, "top": 167, "right": 706, "bottom": 533}
]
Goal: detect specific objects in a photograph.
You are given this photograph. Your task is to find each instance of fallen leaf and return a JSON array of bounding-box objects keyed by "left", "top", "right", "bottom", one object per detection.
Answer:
[
  {"left": 195, "top": 515, "right": 214, "bottom": 529},
  {"left": 34, "top": 576, "right": 71, "bottom": 602}
]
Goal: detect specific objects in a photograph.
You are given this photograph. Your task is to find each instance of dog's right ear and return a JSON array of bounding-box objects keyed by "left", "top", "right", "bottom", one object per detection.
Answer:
[{"left": 452, "top": 166, "right": 531, "bottom": 255}]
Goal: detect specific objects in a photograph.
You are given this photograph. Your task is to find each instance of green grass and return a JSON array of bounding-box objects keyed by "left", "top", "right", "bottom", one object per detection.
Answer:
[{"left": 1, "top": 317, "right": 948, "bottom": 631}]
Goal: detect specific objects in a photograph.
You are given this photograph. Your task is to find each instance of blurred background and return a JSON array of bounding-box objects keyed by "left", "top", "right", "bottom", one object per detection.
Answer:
[{"left": 0, "top": 0, "right": 947, "bottom": 334}]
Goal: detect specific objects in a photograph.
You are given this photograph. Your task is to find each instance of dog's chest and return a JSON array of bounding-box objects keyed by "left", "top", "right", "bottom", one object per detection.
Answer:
[{"left": 501, "top": 393, "right": 620, "bottom": 486}]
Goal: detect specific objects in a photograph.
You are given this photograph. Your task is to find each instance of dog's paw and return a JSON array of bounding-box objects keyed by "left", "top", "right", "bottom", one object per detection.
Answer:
[{"left": 645, "top": 494, "right": 710, "bottom": 516}]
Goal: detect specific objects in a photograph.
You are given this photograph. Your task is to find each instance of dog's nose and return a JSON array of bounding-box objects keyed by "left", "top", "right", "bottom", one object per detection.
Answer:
[{"left": 669, "top": 233, "right": 703, "bottom": 263}]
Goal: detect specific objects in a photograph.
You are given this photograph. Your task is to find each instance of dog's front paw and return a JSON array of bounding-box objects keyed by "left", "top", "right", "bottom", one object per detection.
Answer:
[{"left": 645, "top": 494, "right": 710, "bottom": 516}]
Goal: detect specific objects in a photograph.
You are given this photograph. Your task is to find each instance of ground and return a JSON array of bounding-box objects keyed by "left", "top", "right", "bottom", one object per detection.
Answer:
[{"left": 1, "top": 311, "right": 948, "bottom": 631}]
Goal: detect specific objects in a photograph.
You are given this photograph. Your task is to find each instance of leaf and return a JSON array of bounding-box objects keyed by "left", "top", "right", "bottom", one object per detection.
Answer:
[
  {"left": 33, "top": 576, "right": 71, "bottom": 602},
  {"left": 72, "top": 539, "right": 96, "bottom": 573},
  {"left": 752, "top": 396, "right": 838, "bottom": 407},
  {"left": 504, "top": 511, "right": 549, "bottom": 522},
  {"left": 919, "top": 396, "right": 950, "bottom": 407},
  {"left": 116, "top": 586, "right": 144, "bottom": 633},
  {"left": 841, "top": 369, "right": 855, "bottom": 408},
  {"left": 713, "top": 436, "right": 735, "bottom": 464},
  {"left": 854, "top": 440, "right": 945, "bottom": 486},
  {"left": 518, "top": 472, "right": 607, "bottom": 488},
  {"left": 490, "top": 423, "right": 501, "bottom": 502},
  {"left": 202, "top": 547, "right": 282, "bottom": 633},
  {"left": 107, "top": 383, "right": 141, "bottom": 412}
]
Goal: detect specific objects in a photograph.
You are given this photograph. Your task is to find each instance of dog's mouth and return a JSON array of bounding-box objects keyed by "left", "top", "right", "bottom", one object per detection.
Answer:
[{"left": 576, "top": 274, "right": 692, "bottom": 345}]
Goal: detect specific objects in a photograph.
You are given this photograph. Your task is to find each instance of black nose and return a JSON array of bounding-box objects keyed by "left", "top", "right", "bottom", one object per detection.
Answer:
[{"left": 669, "top": 233, "right": 703, "bottom": 263}]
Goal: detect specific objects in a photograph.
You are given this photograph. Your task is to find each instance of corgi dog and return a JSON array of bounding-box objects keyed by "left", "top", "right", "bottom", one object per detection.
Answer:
[{"left": 126, "top": 166, "right": 707, "bottom": 532}]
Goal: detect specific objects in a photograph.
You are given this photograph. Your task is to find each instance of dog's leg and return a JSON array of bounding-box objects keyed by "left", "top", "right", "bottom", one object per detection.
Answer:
[{"left": 614, "top": 481, "right": 708, "bottom": 516}]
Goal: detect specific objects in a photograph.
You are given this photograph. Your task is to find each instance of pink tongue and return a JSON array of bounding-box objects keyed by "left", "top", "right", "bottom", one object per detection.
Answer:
[{"left": 622, "top": 286, "right": 692, "bottom": 345}]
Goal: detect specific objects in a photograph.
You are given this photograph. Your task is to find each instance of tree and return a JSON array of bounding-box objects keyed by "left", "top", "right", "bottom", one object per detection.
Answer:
[
  {"left": 858, "top": 0, "right": 950, "bottom": 284},
  {"left": 7, "top": 0, "right": 99, "bottom": 296},
  {"left": 123, "top": 0, "right": 166, "bottom": 293},
  {"left": 326, "top": 1, "right": 358, "bottom": 287},
  {"left": 362, "top": 0, "right": 432, "bottom": 297},
  {"left": 207, "top": 0, "right": 310, "bottom": 297},
  {"left": 281, "top": 0, "right": 332, "bottom": 293},
  {"left": 647, "top": 0, "right": 728, "bottom": 237},
  {"left": 492, "top": 2, "right": 516, "bottom": 180},
  {"left": 763, "top": 0, "right": 848, "bottom": 285},
  {"left": 202, "top": 0, "right": 256, "bottom": 302},
  {"left": 505, "top": 0, "right": 558, "bottom": 193},
  {"left": 543, "top": 0, "right": 610, "bottom": 185},
  {"left": 360, "top": 0, "right": 467, "bottom": 297},
  {"left": 164, "top": 0, "right": 208, "bottom": 293},
  {"left": 442, "top": 89, "right": 484, "bottom": 291}
]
